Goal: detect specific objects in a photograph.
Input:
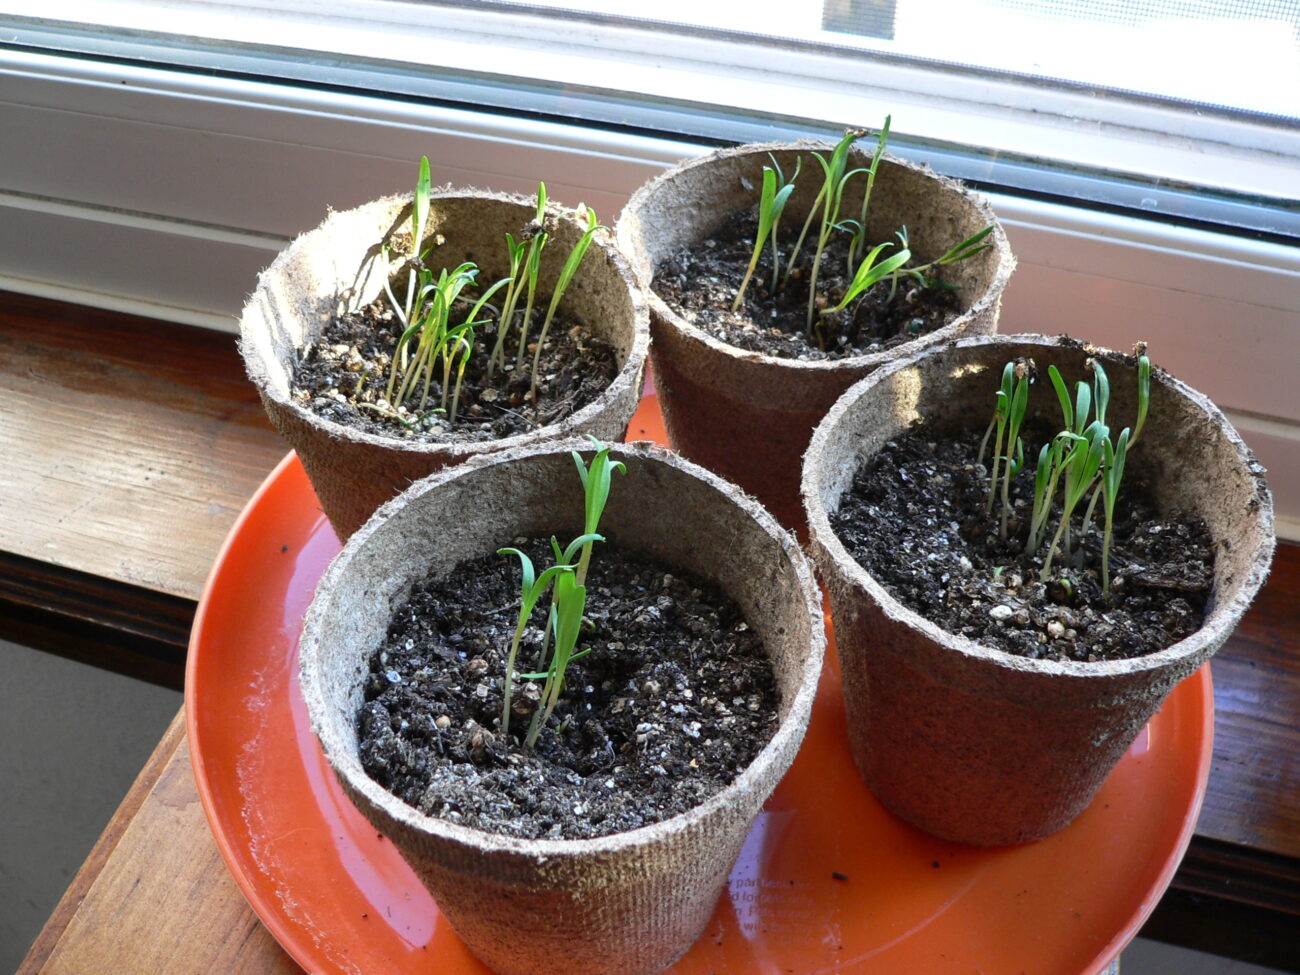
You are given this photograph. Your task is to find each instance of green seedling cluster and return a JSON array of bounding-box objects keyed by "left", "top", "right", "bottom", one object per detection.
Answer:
[
  {"left": 498, "top": 438, "right": 626, "bottom": 751},
  {"left": 982, "top": 348, "right": 1152, "bottom": 594},
  {"left": 733, "top": 157, "right": 798, "bottom": 311},
  {"left": 733, "top": 118, "right": 994, "bottom": 348},
  {"left": 385, "top": 262, "right": 509, "bottom": 422},
  {"left": 978, "top": 359, "right": 1030, "bottom": 541},
  {"left": 380, "top": 159, "right": 603, "bottom": 428},
  {"left": 487, "top": 184, "right": 548, "bottom": 379}
]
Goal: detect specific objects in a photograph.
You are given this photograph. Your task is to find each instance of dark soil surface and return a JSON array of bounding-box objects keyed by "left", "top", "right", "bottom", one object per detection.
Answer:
[
  {"left": 356, "top": 539, "right": 779, "bottom": 839},
  {"left": 654, "top": 212, "right": 962, "bottom": 361},
  {"left": 291, "top": 302, "right": 618, "bottom": 443},
  {"left": 832, "top": 431, "right": 1215, "bottom": 662}
]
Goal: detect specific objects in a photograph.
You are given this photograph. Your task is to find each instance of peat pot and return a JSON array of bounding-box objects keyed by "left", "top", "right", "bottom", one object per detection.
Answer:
[
  {"left": 617, "top": 140, "right": 1014, "bottom": 530},
  {"left": 299, "top": 440, "right": 824, "bottom": 975},
  {"left": 803, "top": 333, "right": 1274, "bottom": 846},
  {"left": 241, "top": 189, "right": 649, "bottom": 540}
]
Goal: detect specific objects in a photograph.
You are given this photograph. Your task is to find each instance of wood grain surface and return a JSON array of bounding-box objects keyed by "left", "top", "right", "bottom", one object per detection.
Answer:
[
  {"left": 1198, "top": 548, "right": 1300, "bottom": 855},
  {"left": 0, "top": 291, "right": 286, "bottom": 601}
]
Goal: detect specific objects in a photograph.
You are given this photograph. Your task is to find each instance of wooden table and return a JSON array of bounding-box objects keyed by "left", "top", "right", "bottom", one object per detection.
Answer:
[{"left": 6, "top": 292, "right": 1298, "bottom": 974}]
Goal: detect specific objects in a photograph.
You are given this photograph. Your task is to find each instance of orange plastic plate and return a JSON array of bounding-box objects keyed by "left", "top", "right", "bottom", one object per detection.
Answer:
[{"left": 187, "top": 394, "right": 1212, "bottom": 975}]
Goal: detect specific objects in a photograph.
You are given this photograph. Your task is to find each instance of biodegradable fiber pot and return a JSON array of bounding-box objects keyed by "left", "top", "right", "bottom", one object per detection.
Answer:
[
  {"left": 803, "top": 333, "right": 1274, "bottom": 846},
  {"left": 240, "top": 189, "right": 650, "bottom": 540},
  {"left": 616, "top": 141, "right": 1014, "bottom": 530},
  {"left": 299, "top": 440, "right": 825, "bottom": 975}
]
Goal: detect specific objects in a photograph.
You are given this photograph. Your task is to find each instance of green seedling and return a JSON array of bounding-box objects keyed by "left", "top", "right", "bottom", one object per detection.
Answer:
[
  {"left": 847, "top": 115, "right": 891, "bottom": 270},
  {"left": 569, "top": 436, "right": 626, "bottom": 586},
  {"left": 1050, "top": 364, "right": 1093, "bottom": 436},
  {"left": 524, "top": 568, "right": 587, "bottom": 750},
  {"left": 977, "top": 361, "right": 1010, "bottom": 468},
  {"left": 443, "top": 322, "right": 475, "bottom": 426},
  {"left": 502, "top": 438, "right": 624, "bottom": 751},
  {"left": 1001, "top": 436, "right": 1026, "bottom": 540},
  {"left": 1075, "top": 361, "right": 1113, "bottom": 554},
  {"left": 514, "top": 222, "right": 549, "bottom": 372},
  {"left": 549, "top": 531, "right": 606, "bottom": 575},
  {"left": 1131, "top": 346, "right": 1151, "bottom": 448},
  {"left": 527, "top": 437, "right": 623, "bottom": 681},
  {"left": 1040, "top": 420, "right": 1107, "bottom": 581},
  {"left": 490, "top": 184, "right": 549, "bottom": 376},
  {"left": 382, "top": 156, "right": 436, "bottom": 336},
  {"left": 486, "top": 232, "right": 528, "bottom": 377},
  {"left": 767, "top": 155, "right": 800, "bottom": 293},
  {"left": 496, "top": 549, "right": 578, "bottom": 739},
  {"left": 799, "top": 129, "right": 869, "bottom": 334},
  {"left": 530, "top": 206, "right": 604, "bottom": 400},
  {"left": 980, "top": 360, "right": 1030, "bottom": 539},
  {"left": 734, "top": 162, "right": 797, "bottom": 311},
  {"left": 1100, "top": 427, "right": 1131, "bottom": 594},
  {"left": 1091, "top": 359, "right": 1111, "bottom": 426},
  {"left": 883, "top": 227, "right": 993, "bottom": 296},
  {"left": 1026, "top": 432, "right": 1068, "bottom": 555},
  {"left": 820, "top": 238, "right": 913, "bottom": 319}
]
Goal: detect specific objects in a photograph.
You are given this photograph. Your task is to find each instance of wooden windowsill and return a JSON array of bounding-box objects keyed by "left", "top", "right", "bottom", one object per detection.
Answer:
[{"left": 3, "top": 290, "right": 1296, "bottom": 972}]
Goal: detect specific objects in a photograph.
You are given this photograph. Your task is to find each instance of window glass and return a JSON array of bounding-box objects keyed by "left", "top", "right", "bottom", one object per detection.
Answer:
[
  {"left": 1, "top": 0, "right": 1295, "bottom": 235},
  {"left": 499, "top": 0, "right": 1300, "bottom": 120}
]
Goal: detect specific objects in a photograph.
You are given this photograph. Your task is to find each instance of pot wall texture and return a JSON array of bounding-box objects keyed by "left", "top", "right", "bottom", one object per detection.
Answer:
[
  {"left": 804, "top": 333, "right": 1274, "bottom": 845},
  {"left": 299, "top": 440, "right": 825, "bottom": 975}
]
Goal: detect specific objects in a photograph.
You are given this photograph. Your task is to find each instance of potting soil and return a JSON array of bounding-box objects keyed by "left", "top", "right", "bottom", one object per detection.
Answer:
[
  {"left": 292, "top": 302, "right": 618, "bottom": 443},
  {"left": 356, "top": 539, "right": 779, "bottom": 840},
  {"left": 832, "top": 431, "right": 1214, "bottom": 662},
  {"left": 654, "top": 212, "right": 962, "bottom": 360}
]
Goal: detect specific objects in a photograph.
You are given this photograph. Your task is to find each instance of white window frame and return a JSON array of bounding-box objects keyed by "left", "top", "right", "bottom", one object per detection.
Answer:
[{"left": 5, "top": 0, "right": 1298, "bottom": 214}]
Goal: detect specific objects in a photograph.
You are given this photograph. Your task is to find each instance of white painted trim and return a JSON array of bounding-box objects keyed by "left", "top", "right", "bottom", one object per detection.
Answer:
[
  {"left": 0, "top": 273, "right": 240, "bottom": 332},
  {"left": 0, "top": 189, "right": 287, "bottom": 249},
  {"left": 989, "top": 193, "right": 1300, "bottom": 308},
  {"left": 4, "top": 1, "right": 1297, "bottom": 202},
  {"left": 1273, "top": 516, "right": 1300, "bottom": 543}
]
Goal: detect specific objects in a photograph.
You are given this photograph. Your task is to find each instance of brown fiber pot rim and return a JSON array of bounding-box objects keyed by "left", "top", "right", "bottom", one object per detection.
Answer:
[
  {"left": 300, "top": 438, "right": 826, "bottom": 864},
  {"left": 802, "top": 332, "right": 1275, "bottom": 682},
  {"left": 617, "top": 140, "right": 1015, "bottom": 378},
  {"left": 244, "top": 188, "right": 650, "bottom": 458}
]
